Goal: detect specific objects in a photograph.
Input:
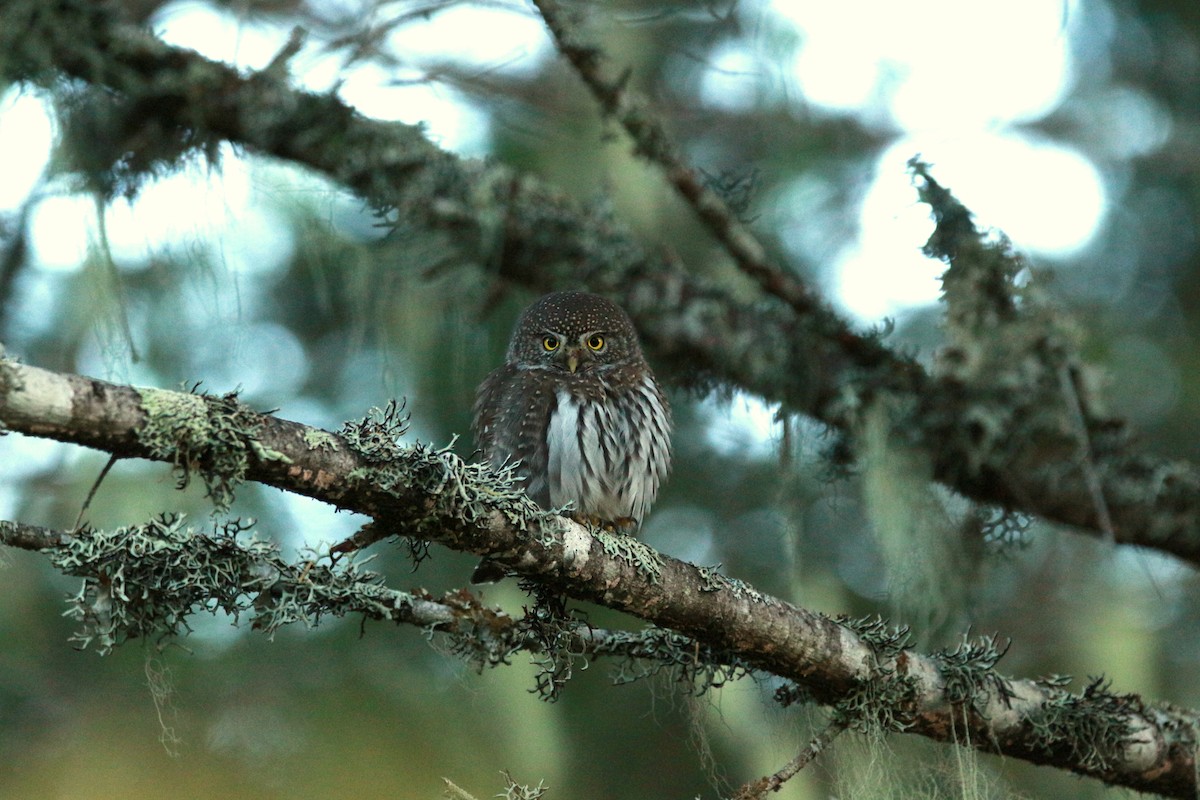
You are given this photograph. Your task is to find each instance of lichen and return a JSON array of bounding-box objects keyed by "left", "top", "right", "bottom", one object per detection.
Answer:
[
  {"left": 595, "top": 529, "right": 663, "bottom": 584},
  {"left": 510, "top": 591, "right": 757, "bottom": 701},
  {"left": 692, "top": 564, "right": 786, "bottom": 607},
  {"left": 593, "top": 626, "right": 753, "bottom": 694},
  {"left": 837, "top": 614, "right": 913, "bottom": 660},
  {"left": 340, "top": 401, "right": 541, "bottom": 534},
  {"left": 335, "top": 403, "right": 546, "bottom": 574},
  {"left": 339, "top": 399, "right": 410, "bottom": 462},
  {"left": 1023, "top": 676, "right": 1142, "bottom": 773},
  {"left": 519, "top": 585, "right": 582, "bottom": 701},
  {"left": 136, "top": 386, "right": 270, "bottom": 512},
  {"left": 696, "top": 563, "right": 725, "bottom": 592},
  {"left": 47, "top": 514, "right": 432, "bottom": 654},
  {"left": 303, "top": 427, "right": 340, "bottom": 452},
  {"left": 975, "top": 507, "right": 1033, "bottom": 552},
  {"left": 832, "top": 614, "right": 920, "bottom": 733},
  {"left": 909, "top": 158, "right": 1124, "bottom": 492},
  {"left": 500, "top": 771, "right": 548, "bottom": 800},
  {"left": 724, "top": 575, "right": 785, "bottom": 608},
  {"left": 933, "top": 631, "right": 1014, "bottom": 715},
  {"left": 834, "top": 670, "right": 921, "bottom": 735}
]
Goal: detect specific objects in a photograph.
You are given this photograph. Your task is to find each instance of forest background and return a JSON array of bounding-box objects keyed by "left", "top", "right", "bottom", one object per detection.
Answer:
[{"left": 2, "top": 1, "right": 1199, "bottom": 798}]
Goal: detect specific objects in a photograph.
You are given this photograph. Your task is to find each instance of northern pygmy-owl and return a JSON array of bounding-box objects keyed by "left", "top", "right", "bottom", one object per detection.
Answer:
[{"left": 472, "top": 291, "right": 672, "bottom": 577}]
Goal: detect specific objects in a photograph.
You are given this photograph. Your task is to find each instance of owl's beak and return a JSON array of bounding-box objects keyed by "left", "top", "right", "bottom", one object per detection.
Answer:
[{"left": 566, "top": 350, "right": 581, "bottom": 373}]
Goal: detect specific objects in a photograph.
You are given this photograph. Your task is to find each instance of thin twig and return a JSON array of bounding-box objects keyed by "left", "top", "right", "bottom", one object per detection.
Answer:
[
  {"left": 74, "top": 453, "right": 118, "bottom": 531},
  {"left": 729, "top": 716, "right": 849, "bottom": 799},
  {"left": 530, "top": 1, "right": 837, "bottom": 322},
  {"left": 442, "top": 778, "right": 480, "bottom": 800},
  {"left": 532, "top": 0, "right": 910, "bottom": 375},
  {"left": 0, "top": 519, "right": 67, "bottom": 550},
  {"left": 1057, "top": 365, "right": 1115, "bottom": 543}
]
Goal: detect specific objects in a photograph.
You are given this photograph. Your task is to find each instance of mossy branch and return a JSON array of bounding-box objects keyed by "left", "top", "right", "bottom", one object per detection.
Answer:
[
  {"left": 6, "top": 2, "right": 1200, "bottom": 567},
  {"left": 1, "top": 356, "right": 1198, "bottom": 797},
  {"left": 530, "top": 0, "right": 832, "bottom": 323},
  {"left": 0, "top": 516, "right": 742, "bottom": 679}
]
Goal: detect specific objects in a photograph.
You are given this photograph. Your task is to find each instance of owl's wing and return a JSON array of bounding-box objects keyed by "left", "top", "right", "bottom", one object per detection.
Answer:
[
  {"left": 471, "top": 363, "right": 514, "bottom": 461},
  {"left": 472, "top": 365, "right": 555, "bottom": 508}
]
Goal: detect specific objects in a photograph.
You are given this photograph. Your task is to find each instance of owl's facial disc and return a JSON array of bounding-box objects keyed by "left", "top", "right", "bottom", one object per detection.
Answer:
[{"left": 537, "top": 330, "right": 609, "bottom": 374}]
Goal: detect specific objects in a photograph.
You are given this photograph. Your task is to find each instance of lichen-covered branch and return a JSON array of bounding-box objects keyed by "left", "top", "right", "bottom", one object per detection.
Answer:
[
  {"left": 5, "top": 2, "right": 1200, "bottom": 567},
  {"left": 0, "top": 356, "right": 1197, "bottom": 797},
  {"left": 0, "top": 515, "right": 747, "bottom": 685},
  {"left": 530, "top": 0, "right": 834, "bottom": 323}
]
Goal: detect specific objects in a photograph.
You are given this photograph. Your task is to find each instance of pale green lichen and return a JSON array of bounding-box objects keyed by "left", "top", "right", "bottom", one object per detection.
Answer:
[
  {"left": 512, "top": 584, "right": 753, "bottom": 702},
  {"left": 595, "top": 530, "right": 663, "bottom": 584},
  {"left": 1024, "top": 676, "right": 1141, "bottom": 773},
  {"left": 933, "top": 631, "right": 1014, "bottom": 715},
  {"left": 48, "top": 514, "right": 433, "bottom": 654},
  {"left": 832, "top": 614, "right": 921, "bottom": 733},
  {"left": 303, "top": 427, "right": 340, "bottom": 452},
  {"left": 594, "top": 626, "right": 753, "bottom": 694},
  {"left": 136, "top": 387, "right": 266, "bottom": 512},
  {"left": 534, "top": 513, "right": 570, "bottom": 547},
  {"left": 722, "top": 575, "right": 784, "bottom": 608},
  {"left": 693, "top": 564, "right": 786, "bottom": 607},
  {"left": 696, "top": 563, "right": 725, "bottom": 592},
  {"left": 499, "top": 771, "right": 548, "bottom": 800},
  {"left": 834, "top": 671, "right": 921, "bottom": 734},
  {"left": 911, "top": 158, "right": 1120, "bottom": 491},
  {"left": 339, "top": 399, "right": 410, "bottom": 462},
  {"left": 837, "top": 614, "right": 913, "bottom": 660},
  {"left": 338, "top": 402, "right": 542, "bottom": 547}
]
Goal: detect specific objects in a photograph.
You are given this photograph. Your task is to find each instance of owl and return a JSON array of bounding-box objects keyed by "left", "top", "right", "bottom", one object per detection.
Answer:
[{"left": 472, "top": 291, "right": 672, "bottom": 578}]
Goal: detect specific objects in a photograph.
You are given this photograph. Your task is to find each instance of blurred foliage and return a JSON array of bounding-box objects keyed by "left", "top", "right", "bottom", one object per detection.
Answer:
[{"left": 3, "top": 0, "right": 1200, "bottom": 798}]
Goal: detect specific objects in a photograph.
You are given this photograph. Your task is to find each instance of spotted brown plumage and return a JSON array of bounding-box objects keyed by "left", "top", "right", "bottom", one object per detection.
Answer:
[{"left": 472, "top": 291, "right": 672, "bottom": 581}]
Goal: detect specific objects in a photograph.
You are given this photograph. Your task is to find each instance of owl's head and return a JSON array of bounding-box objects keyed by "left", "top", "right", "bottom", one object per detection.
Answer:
[{"left": 507, "top": 291, "right": 644, "bottom": 374}]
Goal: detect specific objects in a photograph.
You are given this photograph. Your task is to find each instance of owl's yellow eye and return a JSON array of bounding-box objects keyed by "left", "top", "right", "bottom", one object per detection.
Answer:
[
  {"left": 542, "top": 335, "right": 560, "bottom": 352},
  {"left": 586, "top": 334, "right": 605, "bottom": 351}
]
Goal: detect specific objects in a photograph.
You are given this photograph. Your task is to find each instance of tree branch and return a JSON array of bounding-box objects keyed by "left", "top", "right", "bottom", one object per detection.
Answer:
[
  {"left": 730, "top": 716, "right": 849, "bottom": 800},
  {"left": 1, "top": 356, "right": 1197, "bottom": 797},
  {"left": 530, "top": 0, "right": 831, "bottom": 322},
  {"left": 0, "top": 515, "right": 746, "bottom": 686},
  {"left": 5, "top": 2, "right": 1200, "bottom": 567}
]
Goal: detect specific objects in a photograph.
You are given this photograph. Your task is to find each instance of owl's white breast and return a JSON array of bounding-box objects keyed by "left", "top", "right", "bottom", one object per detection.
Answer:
[
  {"left": 546, "top": 390, "right": 586, "bottom": 513},
  {"left": 545, "top": 378, "right": 669, "bottom": 524}
]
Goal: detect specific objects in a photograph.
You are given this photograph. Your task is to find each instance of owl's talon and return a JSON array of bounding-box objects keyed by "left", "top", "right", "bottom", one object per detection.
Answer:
[
  {"left": 568, "top": 514, "right": 638, "bottom": 533},
  {"left": 612, "top": 516, "right": 638, "bottom": 533},
  {"left": 565, "top": 510, "right": 603, "bottom": 529}
]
